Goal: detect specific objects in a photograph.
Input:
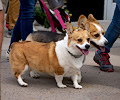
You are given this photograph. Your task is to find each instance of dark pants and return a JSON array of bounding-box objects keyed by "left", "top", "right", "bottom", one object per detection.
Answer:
[
  {"left": 98, "top": 5, "right": 120, "bottom": 53},
  {"left": 8, "top": 0, "right": 37, "bottom": 51}
]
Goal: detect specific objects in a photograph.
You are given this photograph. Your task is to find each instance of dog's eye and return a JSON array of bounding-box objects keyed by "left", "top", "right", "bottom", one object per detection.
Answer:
[
  {"left": 94, "top": 34, "right": 99, "bottom": 38},
  {"left": 78, "top": 38, "right": 82, "bottom": 42},
  {"left": 87, "top": 38, "right": 90, "bottom": 42}
]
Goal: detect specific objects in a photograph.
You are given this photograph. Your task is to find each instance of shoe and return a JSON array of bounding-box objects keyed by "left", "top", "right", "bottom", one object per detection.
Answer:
[
  {"left": 6, "top": 29, "right": 13, "bottom": 38},
  {"left": 93, "top": 50, "right": 114, "bottom": 72},
  {"left": 6, "top": 51, "right": 9, "bottom": 60},
  {"left": 5, "top": 22, "right": 9, "bottom": 28}
]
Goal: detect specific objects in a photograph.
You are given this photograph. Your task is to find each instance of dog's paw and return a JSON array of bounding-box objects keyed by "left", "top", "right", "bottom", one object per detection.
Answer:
[
  {"left": 74, "top": 85, "right": 82, "bottom": 89},
  {"left": 18, "top": 80, "right": 28, "bottom": 87},
  {"left": 17, "top": 76, "right": 28, "bottom": 87},
  {"left": 21, "top": 83, "right": 28, "bottom": 87},
  {"left": 58, "top": 84, "right": 67, "bottom": 88},
  {"left": 30, "top": 71, "right": 40, "bottom": 78}
]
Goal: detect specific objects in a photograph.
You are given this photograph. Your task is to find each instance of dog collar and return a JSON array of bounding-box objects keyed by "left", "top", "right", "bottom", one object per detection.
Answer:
[{"left": 67, "top": 49, "right": 83, "bottom": 58}]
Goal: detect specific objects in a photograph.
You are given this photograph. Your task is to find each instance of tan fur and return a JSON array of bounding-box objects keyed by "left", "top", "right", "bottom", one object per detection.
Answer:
[
  {"left": 78, "top": 14, "right": 104, "bottom": 41},
  {"left": 68, "top": 30, "right": 90, "bottom": 46},
  {"left": 9, "top": 41, "right": 64, "bottom": 79},
  {"left": 78, "top": 15, "right": 88, "bottom": 29},
  {"left": 9, "top": 23, "right": 91, "bottom": 88},
  {"left": 66, "top": 23, "right": 90, "bottom": 46},
  {"left": 88, "top": 14, "right": 99, "bottom": 24},
  {"left": 89, "top": 24, "right": 101, "bottom": 41}
]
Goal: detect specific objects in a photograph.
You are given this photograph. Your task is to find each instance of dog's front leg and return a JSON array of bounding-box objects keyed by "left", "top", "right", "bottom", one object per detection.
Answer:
[
  {"left": 55, "top": 74, "right": 67, "bottom": 88},
  {"left": 77, "top": 71, "right": 82, "bottom": 83},
  {"left": 71, "top": 73, "right": 82, "bottom": 89}
]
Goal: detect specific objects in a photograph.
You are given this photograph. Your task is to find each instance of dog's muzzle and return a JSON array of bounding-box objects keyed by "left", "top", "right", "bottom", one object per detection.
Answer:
[{"left": 85, "top": 44, "right": 90, "bottom": 49}]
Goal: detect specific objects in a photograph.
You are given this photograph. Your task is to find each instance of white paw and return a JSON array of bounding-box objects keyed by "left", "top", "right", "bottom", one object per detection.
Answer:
[
  {"left": 17, "top": 75, "right": 28, "bottom": 87},
  {"left": 30, "top": 71, "right": 40, "bottom": 78},
  {"left": 74, "top": 85, "right": 82, "bottom": 89},
  {"left": 20, "top": 82, "right": 28, "bottom": 87},
  {"left": 58, "top": 84, "right": 67, "bottom": 88}
]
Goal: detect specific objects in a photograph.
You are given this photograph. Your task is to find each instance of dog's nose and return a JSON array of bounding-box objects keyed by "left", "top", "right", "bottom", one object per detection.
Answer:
[
  {"left": 85, "top": 44, "right": 90, "bottom": 49},
  {"left": 104, "top": 41, "right": 109, "bottom": 45}
]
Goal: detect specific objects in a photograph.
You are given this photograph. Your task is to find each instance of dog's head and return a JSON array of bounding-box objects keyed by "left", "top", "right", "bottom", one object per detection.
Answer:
[
  {"left": 78, "top": 14, "right": 108, "bottom": 52},
  {"left": 65, "top": 23, "right": 90, "bottom": 55}
]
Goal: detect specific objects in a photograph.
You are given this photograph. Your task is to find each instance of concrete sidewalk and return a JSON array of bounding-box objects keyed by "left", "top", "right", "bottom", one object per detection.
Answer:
[{"left": 1, "top": 21, "right": 120, "bottom": 100}]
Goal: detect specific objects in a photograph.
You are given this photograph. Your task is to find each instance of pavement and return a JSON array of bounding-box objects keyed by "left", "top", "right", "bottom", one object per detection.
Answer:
[{"left": 1, "top": 21, "right": 120, "bottom": 100}]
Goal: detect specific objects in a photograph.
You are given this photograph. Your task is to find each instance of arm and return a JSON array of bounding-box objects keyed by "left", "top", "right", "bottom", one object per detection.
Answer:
[{"left": 0, "top": 10, "right": 4, "bottom": 58}]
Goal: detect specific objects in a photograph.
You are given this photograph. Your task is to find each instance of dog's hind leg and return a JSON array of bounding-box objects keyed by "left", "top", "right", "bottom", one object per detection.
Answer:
[
  {"left": 14, "top": 65, "right": 29, "bottom": 87},
  {"left": 29, "top": 68, "right": 41, "bottom": 79},
  {"left": 55, "top": 74, "right": 67, "bottom": 88},
  {"left": 71, "top": 72, "right": 82, "bottom": 89},
  {"left": 17, "top": 75, "right": 28, "bottom": 86}
]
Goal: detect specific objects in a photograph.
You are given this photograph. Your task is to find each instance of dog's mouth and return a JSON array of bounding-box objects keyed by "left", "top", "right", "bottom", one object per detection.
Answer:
[
  {"left": 76, "top": 46, "right": 89, "bottom": 55},
  {"left": 90, "top": 41, "right": 105, "bottom": 52}
]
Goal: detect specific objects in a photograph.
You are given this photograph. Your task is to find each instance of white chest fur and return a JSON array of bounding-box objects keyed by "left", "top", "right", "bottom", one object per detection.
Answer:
[{"left": 55, "top": 39, "right": 85, "bottom": 77}]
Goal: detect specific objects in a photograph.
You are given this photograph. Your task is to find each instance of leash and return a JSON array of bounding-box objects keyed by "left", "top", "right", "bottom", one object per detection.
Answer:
[
  {"left": 54, "top": 9, "right": 66, "bottom": 30},
  {"left": 40, "top": 0, "right": 56, "bottom": 32}
]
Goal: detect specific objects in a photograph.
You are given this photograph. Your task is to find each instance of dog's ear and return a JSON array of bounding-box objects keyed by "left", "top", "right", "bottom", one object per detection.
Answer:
[
  {"left": 78, "top": 15, "right": 87, "bottom": 29},
  {"left": 88, "top": 14, "right": 99, "bottom": 24},
  {"left": 66, "top": 22, "right": 74, "bottom": 34},
  {"left": 85, "top": 22, "right": 90, "bottom": 32}
]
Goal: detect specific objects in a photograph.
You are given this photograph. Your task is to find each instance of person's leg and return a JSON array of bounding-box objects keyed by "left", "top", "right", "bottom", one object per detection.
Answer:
[
  {"left": 20, "top": 0, "right": 37, "bottom": 41},
  {"left": 5, "top": 7, "right": 9, "bottom": 24},
  {"left": 0, "top": 9, "right": 4, "bottom": 58},
  {"left": 9, "top": 0, "right": 20, "bottom": 30},
  {"left": 104, "top": 5, "right": 120, "bottom": 53},
  {"left": 98, "top": 5, "right": 120, "bottom": 53},
  {"left": 8, "top": 14, "right": 21, "bottom": 52},
  {"left": 93, "top": 5, "right": 120, "bottom": 72},
  {"left": 7, "top": 0, "right": 37, "bottom": 52}
]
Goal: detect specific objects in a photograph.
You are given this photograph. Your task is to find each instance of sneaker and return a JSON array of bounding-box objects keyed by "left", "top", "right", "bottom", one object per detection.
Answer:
[
  {"left": 5, "top": 22, "right": 9, "bottom": 28},
  {"left": 6, "top": 29, "right": 13, "bottom": 38},
  {"left": 6, "top": 51, "right": 9, "bottom": 60},
  {"left": 93, "top": 50, "right": 114, "bottom": 72}
]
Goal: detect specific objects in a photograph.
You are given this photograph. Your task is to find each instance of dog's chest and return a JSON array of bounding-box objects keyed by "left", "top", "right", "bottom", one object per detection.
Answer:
[
  {"left": 55, "top": 39, "right": 85, "bottom": 76},
  {"left": 56, "top": 46, "right": 85, "bottom": 71},
  {"left": 64, "top": 67, "right": 80, "bottom": 77},
  {"left": 56, "top": 47, "right": 85, "bottom": 69}
]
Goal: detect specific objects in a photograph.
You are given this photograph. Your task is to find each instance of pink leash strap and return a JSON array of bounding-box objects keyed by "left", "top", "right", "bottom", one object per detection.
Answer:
[
  {"left": 40, "top": 0, "right": 55, "bottom": 32},
  {"left": 54, "top": 9, "right": 66, "bottom": 30}
]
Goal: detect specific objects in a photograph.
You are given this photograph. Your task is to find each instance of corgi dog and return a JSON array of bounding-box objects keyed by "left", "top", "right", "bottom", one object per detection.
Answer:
[
  {"left": 26, "top": 14, "right": 108, "bottom": 82},
  {"left": 9, "top": 23, "right": 90, "bottom": 89},
  {"left": 26, "top": 31, "right": 66, "bottom": 43},
  {"left": 78, "top": 14, "right": 108, "bottom": 52},
  {"left": 26, "top": 14, "right": 108, "bottom": 52}
]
